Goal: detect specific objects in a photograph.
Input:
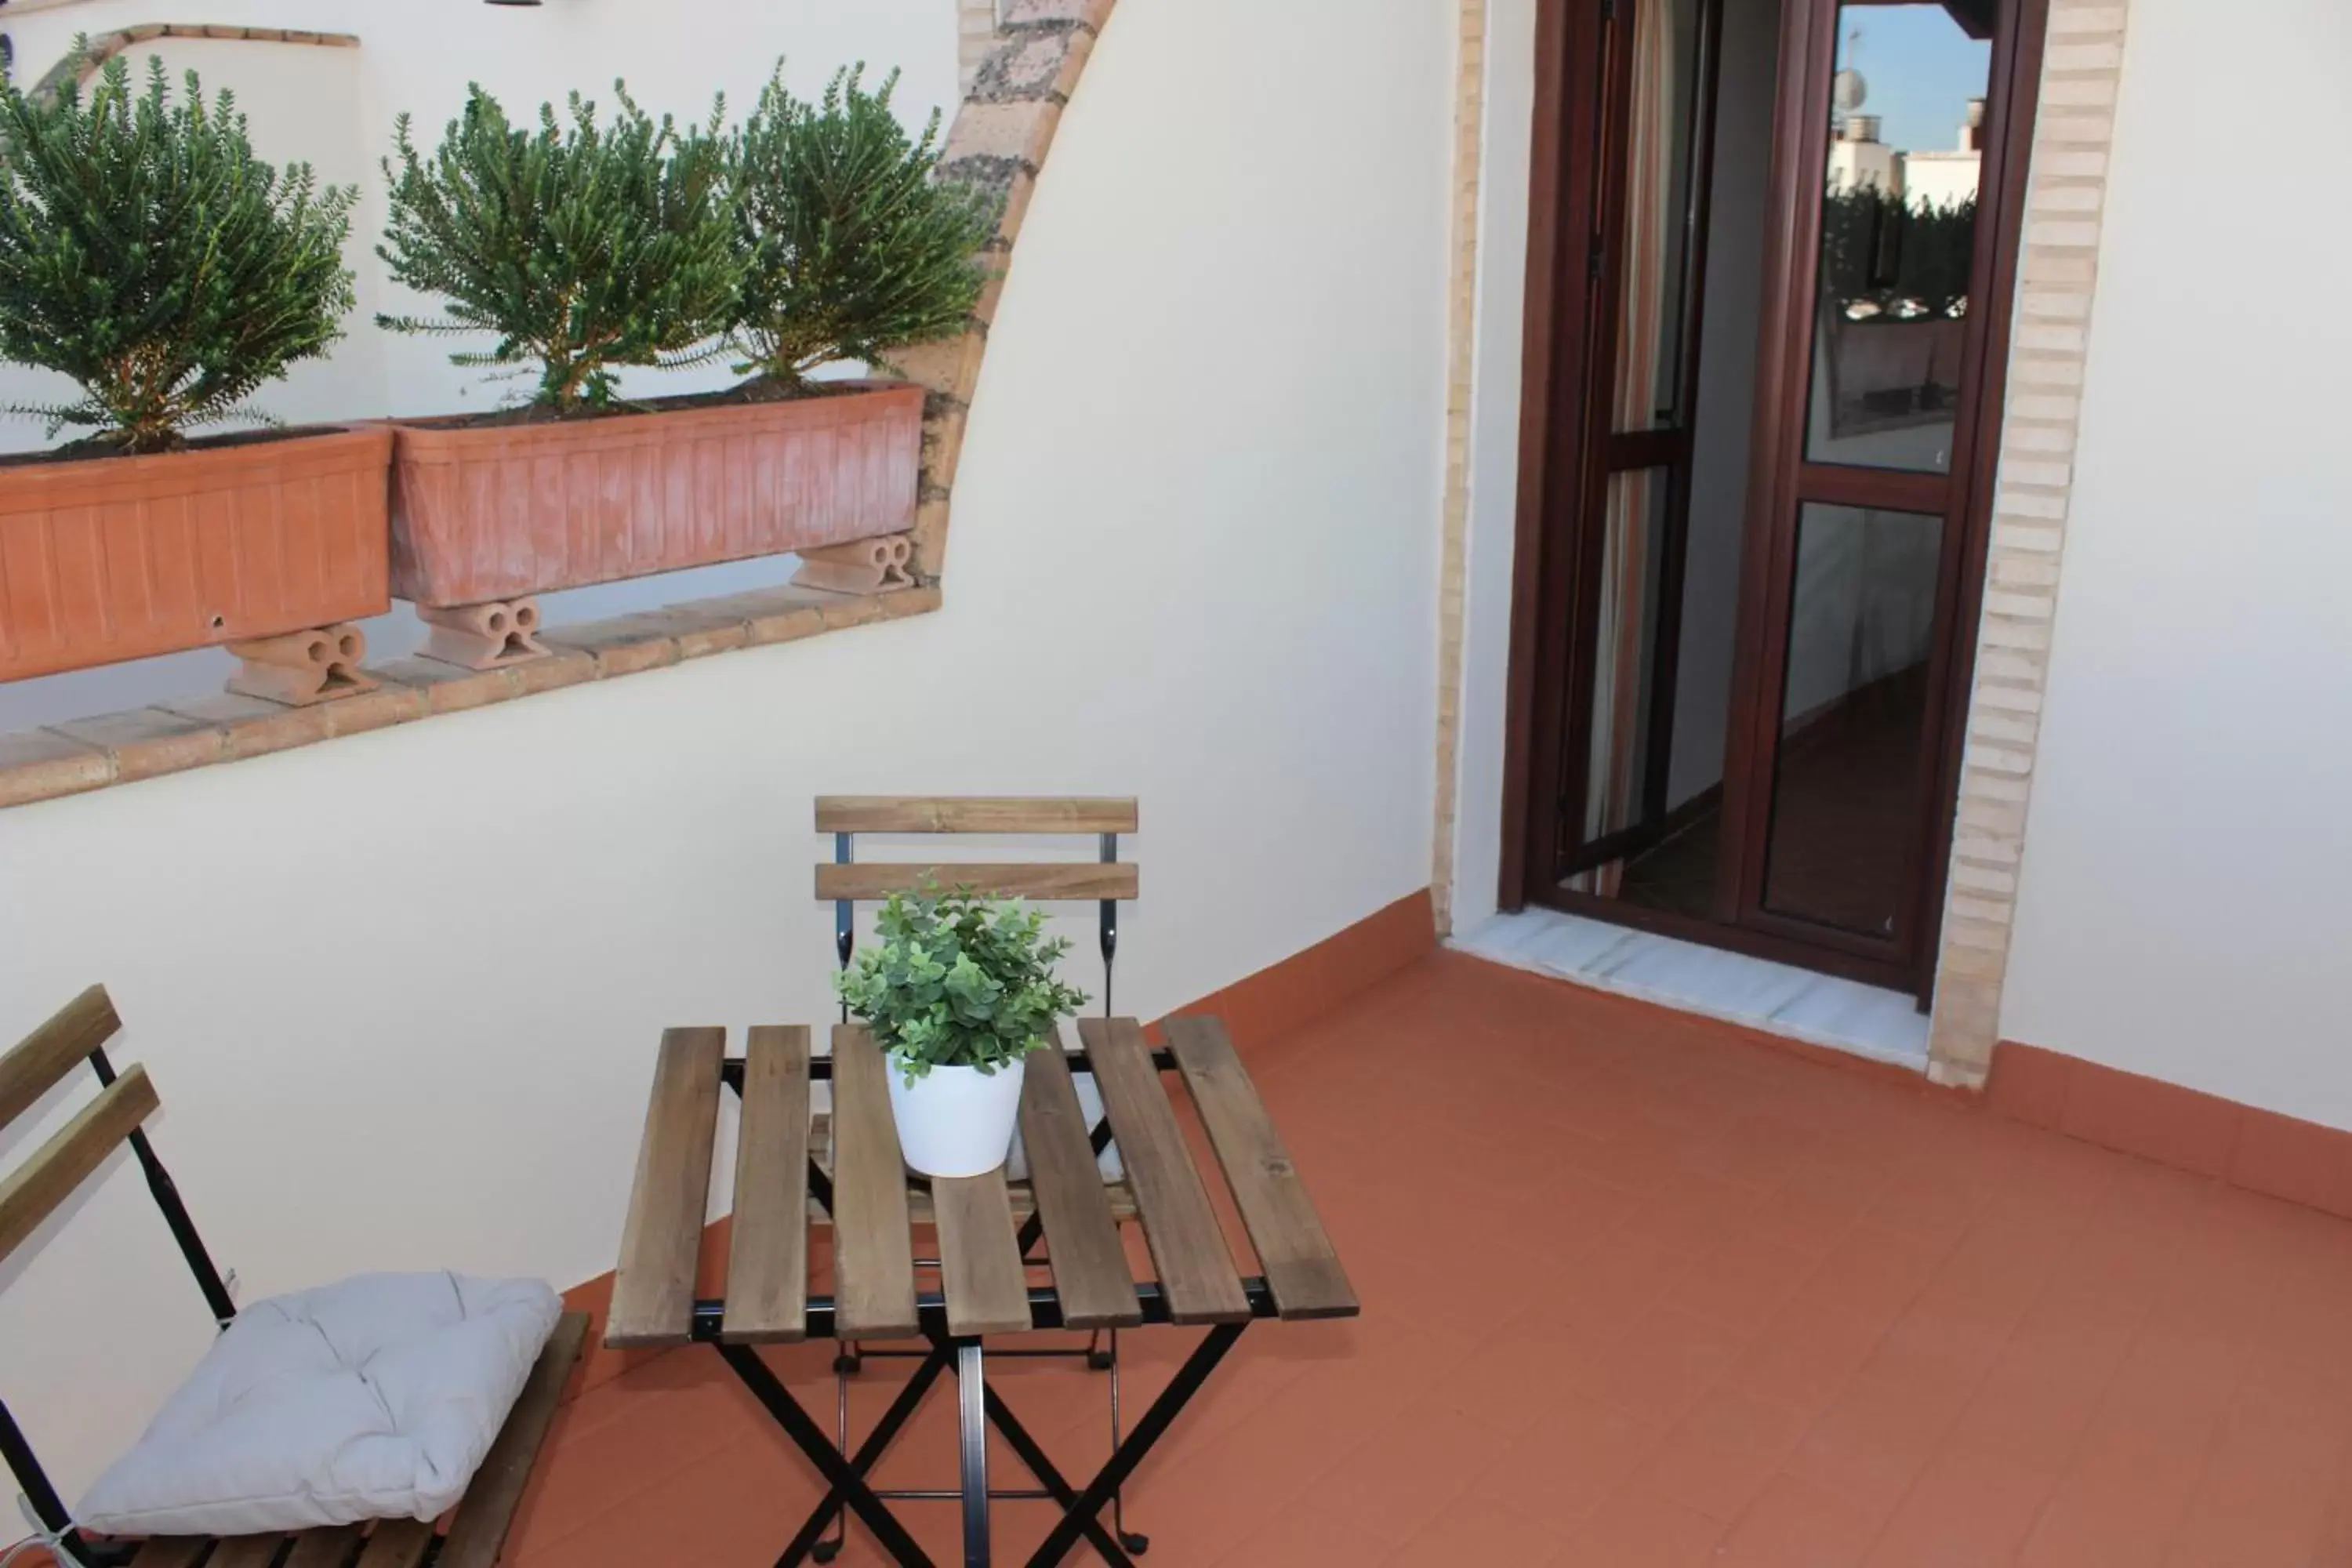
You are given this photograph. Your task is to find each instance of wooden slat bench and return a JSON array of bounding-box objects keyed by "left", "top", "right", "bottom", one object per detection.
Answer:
[{"left": 0, "top": 987, "right": 586, "bottom": 1568}]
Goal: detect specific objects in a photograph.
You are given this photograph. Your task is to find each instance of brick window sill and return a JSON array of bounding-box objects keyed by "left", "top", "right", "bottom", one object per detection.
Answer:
[{"left": 0, "top": 583, "right": 939, "bottom": 810}]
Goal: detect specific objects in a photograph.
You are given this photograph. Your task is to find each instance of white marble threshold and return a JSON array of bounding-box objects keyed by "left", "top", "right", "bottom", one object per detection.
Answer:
[{"left": 1453, "top": 907, "right": 1932, "bottom": 1071}]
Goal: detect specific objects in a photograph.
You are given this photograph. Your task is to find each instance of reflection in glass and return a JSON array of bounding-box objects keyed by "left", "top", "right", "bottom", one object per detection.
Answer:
[
  {"left": 1611, "top": 0, "right": 1707, "bottom": 434},
  {"left": 1805, "top": 5, "right": 1992, "bottom": 473},
  {"left": 1761, "top": 503, "right": 1944, "bottom": 935},
  {"left": 1573, "top": 468, "right": 1675, "bottom": 884}
]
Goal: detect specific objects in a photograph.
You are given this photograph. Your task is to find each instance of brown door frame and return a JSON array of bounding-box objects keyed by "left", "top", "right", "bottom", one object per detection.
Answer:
[{"left": 1497, "top": 0, "right": 2049, "bottom": 995}]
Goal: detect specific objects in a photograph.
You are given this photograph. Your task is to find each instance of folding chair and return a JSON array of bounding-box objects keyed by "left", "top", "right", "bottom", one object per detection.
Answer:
[
  {"left": 808, "top": 795, "right": 1145, "bottom": 1563},
  {"left": 0, "top": 986, "right": 588, "bottom": 1568}
]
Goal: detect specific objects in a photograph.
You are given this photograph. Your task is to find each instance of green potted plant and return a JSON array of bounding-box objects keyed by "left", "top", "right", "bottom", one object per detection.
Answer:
[
  {"left": 836, "top": 884, "right": 1088, "bottom": 1178},
  {"left": 0, "top": 53, "right": 389, "bottom": 684},
  {"left": 376, "top": 65, "right": 991, "bottom": 628},
  {"left": 730, "top": 64, "right": 997, "bottom": 390}
]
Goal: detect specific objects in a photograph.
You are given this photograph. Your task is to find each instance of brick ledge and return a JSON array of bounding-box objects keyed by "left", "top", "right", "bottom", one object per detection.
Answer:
[{"left": 0, "top": 584, "right": 941, "bottom": 811}]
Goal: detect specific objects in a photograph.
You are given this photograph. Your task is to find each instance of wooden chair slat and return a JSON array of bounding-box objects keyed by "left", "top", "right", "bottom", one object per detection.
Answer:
[
  {"left": 280, "top": 1525, "right": 365, "bottom": 1568},
  {"left": 722, "top": 1026, "right": 812, "bottom": 1344},
  {"left": 830, "top": 1026, "right": 920, "bottom": 1340},
  {"left": 350, "top": 1518, "right": 435, "bottom": 1568},
  {"left": 437, "top": 1312, "right": 592, "bottom": 1568},
  {"left": 605, "top": 1029, "right": 724, "bottom": 1348},
  {"left": 815, "top": 863, "right": 1138, "bottom": 903},
  {"left": 0, "top": 984, "right": 119, "bottom": 1132},
  {"left": 817, "top": 797, "right": 1138, "bottom": 835},
  {"left": 932, "top": 1167, "right": 1036, "bottom": 1337},
  {"left": 1017, "top": 1040, "right": 1142, "bottom": 1330},
  {"left": 128, "top": 1541, "right": 209, "bottom": 1568},
  {"left": 1077, "top": 1018, "right": 1250, "bottom": 1325},
  {"left": 1166, "top": 1016, "right": 1358, "bottom": 1320},
  {"left": 0, "top": 1063, "right": 158, "bottom": 1265},
  {"left": 202, "top": 1537, "right": 289, "bottom": 1568}
]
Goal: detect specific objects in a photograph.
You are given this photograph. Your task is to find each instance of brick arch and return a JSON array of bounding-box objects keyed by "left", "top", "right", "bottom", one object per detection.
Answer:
[
  {"left": 897, "top": 0, "right": 1114, "bottom": 582},
  {"left": 31, "top": 24, "right": 359, "bottom": 103}
]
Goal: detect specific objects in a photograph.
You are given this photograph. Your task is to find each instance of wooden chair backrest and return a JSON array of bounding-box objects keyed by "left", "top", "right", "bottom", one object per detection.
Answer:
[
  {"left": 813, "top": 796, "right": 1140, "bottom": 902},
  {"left": 0, "top": 985, "right": 158, "bottom": 1266}
]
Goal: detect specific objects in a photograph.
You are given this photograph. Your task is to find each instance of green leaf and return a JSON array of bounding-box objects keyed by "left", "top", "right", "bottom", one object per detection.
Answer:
[
  {"left": 728, "top": 62, "right": 1000, "bottom": 387},
  {"left": 0, "top": 51, "right": 358, "bottom": 452},
  {"left": 376, "top": 78, "right": 742, "bottom": 416},
  {"left": 833, "top": 880, "right": 1089, "bottom": 1081}
]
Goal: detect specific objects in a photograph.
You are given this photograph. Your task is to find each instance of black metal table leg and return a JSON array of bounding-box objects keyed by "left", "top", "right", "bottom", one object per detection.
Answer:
[
  {"left": 773, "top": 1343, "right": 953, "bottom": 1568},
  {"left": 716, "top": 1342, "right": 939, "bottom": 1568},
  {"left": 956, "top": 1342, "right": 990, "bottom": 1568},
  {"left": 1023, "top": 1323, "right": 1248, "bottom": 1568}
]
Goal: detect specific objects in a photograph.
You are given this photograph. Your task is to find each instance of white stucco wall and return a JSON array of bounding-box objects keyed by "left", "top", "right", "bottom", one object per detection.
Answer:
[
  {"left": 1999, "top": 0, "right": 2352, "bottom": 1129},
  {"left": 0, "top": 0, "right": 1455, "bottom": 1502}
]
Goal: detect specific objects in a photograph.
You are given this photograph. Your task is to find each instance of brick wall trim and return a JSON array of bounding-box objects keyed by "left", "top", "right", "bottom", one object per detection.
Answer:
[{"left": 1926, "top": 0, "right": 2134, "bottom": 1086}]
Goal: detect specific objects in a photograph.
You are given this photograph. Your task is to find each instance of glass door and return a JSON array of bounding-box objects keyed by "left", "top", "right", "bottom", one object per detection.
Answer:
[
  {"left": 1555, "top": 0, "right": 1723, "bottom": 891},
  {"left": 1720, "top": 0, "right": 2024, "bottom": 975}
]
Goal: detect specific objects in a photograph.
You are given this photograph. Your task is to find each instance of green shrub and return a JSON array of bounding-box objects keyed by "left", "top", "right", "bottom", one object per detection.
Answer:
[
  {"left": 731, "top": 64, "right": 997, "bottom": 387},
  {"left": 835, "top": 884, "right": 1088, "bottom": 1083},
  {"left": 0, "top": 53, "right": 357, "bottom": 456},
  {"left": 379, "top": 82, "right": 742, "bottom": 416}
]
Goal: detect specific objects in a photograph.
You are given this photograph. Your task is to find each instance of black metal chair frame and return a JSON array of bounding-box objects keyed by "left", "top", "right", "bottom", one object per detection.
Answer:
[{"left": 2, "top": 1044, "right": 238, "bottom": 1568}]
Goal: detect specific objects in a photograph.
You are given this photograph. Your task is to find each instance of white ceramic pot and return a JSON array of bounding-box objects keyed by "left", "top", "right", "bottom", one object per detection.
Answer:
[{"left": 886, "top": 1056, "right": 1029, "bottom": 1178}]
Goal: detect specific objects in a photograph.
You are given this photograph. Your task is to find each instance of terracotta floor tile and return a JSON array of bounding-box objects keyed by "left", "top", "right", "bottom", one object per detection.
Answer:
[
  {"left": 1711, "top": 1474, "right": 1881, "bottom": 1568},
  {"left": 1293, "top": 1399, "right": 1513, "bottom": 1542},
  {"left": 452, "top": 953, "right": 2352, "bottom": 1568},
  {"left": 1626, "top": 1389, "right": 1813, "bottom": 1523},
  {"left": 1468, "top": 1398, "right": 1668, "bottom": 1532},
  {"left": 1378, "top": 1494, "right": 1564, "bottom": 1567},
  {"left": 1211, "top": 1501, "right": 1397, "bottom": 1568},
  {"left": 1575, "top": 1305, "right": 1751, "bottom": 1424},
  {"left": 1720, "top": 1302, "right": 1889, "bottom": 1414},
  {"left": 1784, "top": 1367, "right": 1972, "bottom": 1520},
  {"left": 1559, "top": 1490, "right": 1724, "bottom": 1567},
  {"left": 1860, "top": 1448, "right": 2057, "bottom": 1567}
]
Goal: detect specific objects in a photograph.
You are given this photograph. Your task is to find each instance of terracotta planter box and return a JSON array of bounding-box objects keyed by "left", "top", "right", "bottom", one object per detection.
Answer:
[
  {"left": 388, "top": 383, "right": 925, "bottom": 609},
  {"left": 0, "top": 428, "right": 393, "bottom": 682}
]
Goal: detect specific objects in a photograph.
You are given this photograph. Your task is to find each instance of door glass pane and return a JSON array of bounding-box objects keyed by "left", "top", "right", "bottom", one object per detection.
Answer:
[
  {"left": 1611, "top": 0, "right": 1707, "bottom": 433},
  {"left": 1761, "top": 503, "right": 1943, "bottom": 935},
  {"left": 1577, "top": 468, "right": 1675, "bottom": 854},
  {"left": 1804, "top": 4, "right": 1992, "bottom": 474}
]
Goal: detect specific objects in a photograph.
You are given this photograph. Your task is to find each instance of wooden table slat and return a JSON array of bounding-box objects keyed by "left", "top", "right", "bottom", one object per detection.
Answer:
[
  {"left": 723, "top": 1025, "right": 811, "bottom": 1343},
  {"left": 932, "top": 1167, "right": 1036, "bottom": 1337},
  {"left": 830, "top": 1026, "right": 920, "bottom": 1339},
  {"left": 1017, "top": 1039, "right": 1142, "bottom": 1329},
  {"left": 1077, "top": 1018, "right": 1250, "bottom": 1324},
  {"left": 1166, "top": 1016, "right": 1358, "bottom": 1320},
  {"left": 605, "top": 1027, "right": 725, "bottom": 1348}
]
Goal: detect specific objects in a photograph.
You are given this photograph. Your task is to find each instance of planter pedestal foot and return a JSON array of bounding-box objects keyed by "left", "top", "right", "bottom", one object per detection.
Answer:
[
  {"left": 793, "top": 535, "right": 915, "bottom": 595},
  {"left": 225, "top": 623, "right": 376, "bottom": 706},
  {"left": 416, "top": 597, "right": 550, "bottom": 670}
]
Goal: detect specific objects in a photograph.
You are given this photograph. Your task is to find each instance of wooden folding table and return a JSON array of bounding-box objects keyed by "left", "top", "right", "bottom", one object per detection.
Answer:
[{"left": 606, "top": 1013, "right": 1357, "bottom": 1568}]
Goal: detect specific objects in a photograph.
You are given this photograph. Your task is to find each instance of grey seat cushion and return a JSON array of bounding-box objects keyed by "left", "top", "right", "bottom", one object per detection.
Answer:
[{"left": 78, "top": 1272, "right": 560, "bottom": 1539}]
